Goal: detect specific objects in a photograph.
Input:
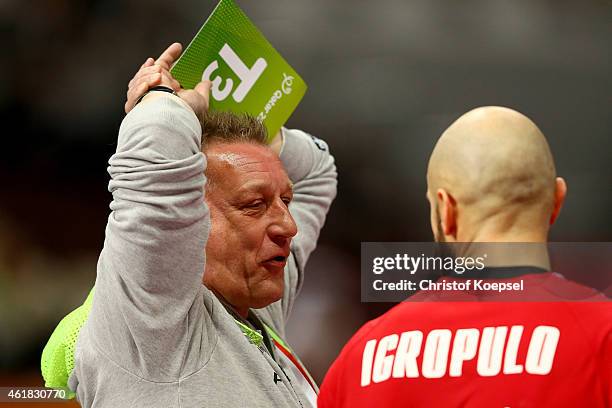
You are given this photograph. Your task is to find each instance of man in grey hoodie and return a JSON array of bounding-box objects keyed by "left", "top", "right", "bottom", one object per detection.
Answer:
[{"left": 67, "top": 43, "right": 337, "bottom": 407}]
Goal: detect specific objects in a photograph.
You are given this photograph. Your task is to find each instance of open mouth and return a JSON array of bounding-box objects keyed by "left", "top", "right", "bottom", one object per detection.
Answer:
[{"left": 263, "top": 255, "right": 288, "bottom": 268}]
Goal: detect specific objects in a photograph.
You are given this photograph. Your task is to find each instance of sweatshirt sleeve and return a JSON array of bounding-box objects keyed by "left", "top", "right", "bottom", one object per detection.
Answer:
[
  {"left": 85, "top": 94, "right": 209, "bottom": 381},
  {"left": 277, "top": 128, "right": 338, "bottom": 320}
]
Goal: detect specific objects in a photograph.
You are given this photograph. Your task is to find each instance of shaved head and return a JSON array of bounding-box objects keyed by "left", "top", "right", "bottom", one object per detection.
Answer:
[{"left": 427, "top": 106, "right": 566, "bottom": 242}]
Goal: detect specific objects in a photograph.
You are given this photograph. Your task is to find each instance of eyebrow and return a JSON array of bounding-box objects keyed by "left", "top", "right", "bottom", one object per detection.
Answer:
[{"left": 238, "top": 180, "right": 293, "bottom": 194}]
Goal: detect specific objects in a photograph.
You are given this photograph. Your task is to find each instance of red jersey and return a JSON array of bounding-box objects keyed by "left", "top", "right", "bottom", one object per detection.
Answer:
[{"left": 319, "top": 272, "right": 611, "bottom": 407}]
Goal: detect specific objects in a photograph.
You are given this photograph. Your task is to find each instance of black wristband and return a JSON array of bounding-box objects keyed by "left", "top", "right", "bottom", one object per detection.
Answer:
[{"left": 135, "top": 86, "right": 176, "bottom": 106}]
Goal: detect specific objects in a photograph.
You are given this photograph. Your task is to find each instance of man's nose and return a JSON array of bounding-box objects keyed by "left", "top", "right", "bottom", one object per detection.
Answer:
[{"left": 269, "top": 202, "right": 298, "bottom": 241}]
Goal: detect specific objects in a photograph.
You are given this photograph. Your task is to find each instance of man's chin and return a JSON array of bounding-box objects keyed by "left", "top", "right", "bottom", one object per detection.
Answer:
[{"left": 251, "top": 277, "right": 285, "bottom": 309}]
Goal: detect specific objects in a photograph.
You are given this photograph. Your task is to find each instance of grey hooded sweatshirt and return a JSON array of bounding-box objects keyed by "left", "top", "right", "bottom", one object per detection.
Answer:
[{"left": 69, "top": 94, "right": 337, "bottom": 407}]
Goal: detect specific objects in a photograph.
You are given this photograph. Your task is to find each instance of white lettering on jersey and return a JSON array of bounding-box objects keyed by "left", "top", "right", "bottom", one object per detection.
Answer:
[
  {"left": 361, "top": 339, "right": 377, "bottom": 386},
  {"left": 422, "top": 330, "right": 452, "bottom": 378},
  {"left": 391, "top": 331, "right": 423, "bottom": 379},
  {"left": 525, "top": 326, "right": 560, "bottom": 375},
  {"left": 449, "top": 328, "right": 479, "bottom": 377},
  {"left": 360, "top": 325, "right": 560, "bottom": 386},
  {"left": 477, "top": 326, "right": 508, "bottom": 376},
  {"left": 372, "top": 334, "right": 399, "bottom": 383},
  {"left": 503, "top": 325, "right": 524, "bottom": 374}
]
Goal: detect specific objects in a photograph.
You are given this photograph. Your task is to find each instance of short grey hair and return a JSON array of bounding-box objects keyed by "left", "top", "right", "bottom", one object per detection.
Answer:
[{"left": 201, "top": 111, "right": 267, "bottom": 149}]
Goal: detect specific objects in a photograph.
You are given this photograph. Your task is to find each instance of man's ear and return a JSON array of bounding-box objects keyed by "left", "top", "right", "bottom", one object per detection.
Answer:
[
  {"left": 550, "top": 177, "right": 567, "bottom": 225},
  {"left": 436, "top": 188, "right": 458, "bottom": 239}
]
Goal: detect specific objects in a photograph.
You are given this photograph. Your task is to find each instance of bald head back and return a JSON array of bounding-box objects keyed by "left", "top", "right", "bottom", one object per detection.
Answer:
[{"left": 427, "top": 106, "right": 562, "bottom": 241}]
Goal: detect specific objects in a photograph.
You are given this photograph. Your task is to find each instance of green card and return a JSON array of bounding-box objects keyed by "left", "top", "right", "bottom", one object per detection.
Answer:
[{"left": 171, "top": 0, "right": 307, "bottom": 140}]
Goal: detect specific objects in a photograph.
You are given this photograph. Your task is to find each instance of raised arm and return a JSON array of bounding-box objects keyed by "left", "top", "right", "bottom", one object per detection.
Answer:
[
  {"left": 281, "top": 129, "right": 337, "bottom": 270},
  {"left": 273, "top": 128, "right": 338, "bottom": 321},
  {"left": 83, "top": 45, "right": 212, "bottom": 382}
]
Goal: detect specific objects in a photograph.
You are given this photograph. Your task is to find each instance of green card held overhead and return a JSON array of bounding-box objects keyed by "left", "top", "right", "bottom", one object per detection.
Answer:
[{"left": 171, "top": 0, "right": 307, "bottom": 140}]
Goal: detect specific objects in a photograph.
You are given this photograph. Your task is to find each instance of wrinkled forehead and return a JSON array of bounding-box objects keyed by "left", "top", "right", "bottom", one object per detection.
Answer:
[{"left": 205, "top": 142, "right": 291, "bottom": 192}]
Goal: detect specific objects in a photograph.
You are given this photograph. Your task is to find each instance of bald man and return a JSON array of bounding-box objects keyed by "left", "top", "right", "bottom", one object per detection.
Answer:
[
  {"left": 427, "top": 106, "right": 565, "bottom": 244},
  {"left": 318, "top": 107, "right": 611, "bottom": 407}
]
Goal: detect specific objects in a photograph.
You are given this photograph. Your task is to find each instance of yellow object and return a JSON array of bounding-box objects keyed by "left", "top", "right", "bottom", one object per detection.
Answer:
[{"left": 40, "top": 289, "right": 94, "bottom": 399}]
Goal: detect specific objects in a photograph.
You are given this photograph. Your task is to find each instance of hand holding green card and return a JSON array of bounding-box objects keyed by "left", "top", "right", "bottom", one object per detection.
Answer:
[{"left": 171, "top": 0, "right": 307, "bottom": 140}]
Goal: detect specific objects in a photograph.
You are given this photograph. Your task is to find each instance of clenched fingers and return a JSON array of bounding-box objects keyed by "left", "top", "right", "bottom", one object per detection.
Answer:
[{"left": 125, "top": 68, "right": 180, "bottom": 113}]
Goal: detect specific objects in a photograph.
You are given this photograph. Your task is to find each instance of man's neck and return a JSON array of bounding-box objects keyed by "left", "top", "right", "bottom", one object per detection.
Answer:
[
  {"left": 455, "top": 241, "right": 551, "bottom": 271},
  {"left": 210, "top": 288, "right": 250, "bottom": 319},
  {"left": 465, "top": 228, "right": 549, "bottom": 243}
]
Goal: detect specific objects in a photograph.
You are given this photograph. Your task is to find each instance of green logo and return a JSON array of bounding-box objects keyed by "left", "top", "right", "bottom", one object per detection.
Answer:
[{"left": 171, "top": 0, "right": 307, "bottom": 140}]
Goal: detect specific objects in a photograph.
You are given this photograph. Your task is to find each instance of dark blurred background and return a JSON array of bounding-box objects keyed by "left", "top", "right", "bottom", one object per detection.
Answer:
[{"left": 1, "top": 0, "right": 611, "bottom": 404}]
